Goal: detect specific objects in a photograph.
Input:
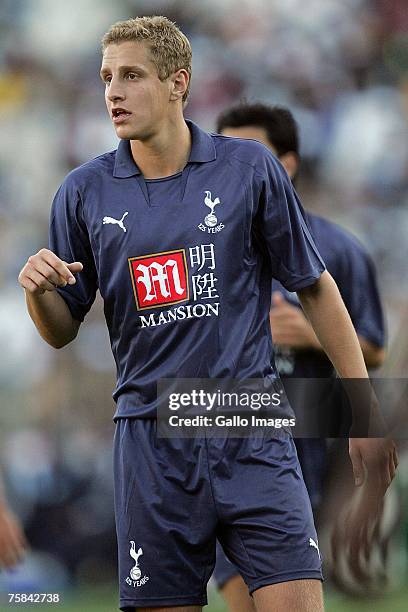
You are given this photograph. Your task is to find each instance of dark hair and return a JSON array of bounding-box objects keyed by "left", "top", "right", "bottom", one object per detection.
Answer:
[{"left": 216, "top": 102, "right": 299, "bottom": 157}]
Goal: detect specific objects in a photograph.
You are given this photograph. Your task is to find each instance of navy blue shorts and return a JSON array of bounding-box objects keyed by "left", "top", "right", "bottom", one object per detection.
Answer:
[
  {"left": 114, "top": 419, "right": 323, "bottom": 610},
  {"left": 213, "top": 438, "right": 327, "bottom": 590}
]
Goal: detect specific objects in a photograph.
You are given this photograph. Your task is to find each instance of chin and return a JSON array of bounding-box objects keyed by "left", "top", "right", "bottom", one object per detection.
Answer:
[
  {"left": 114, "top": 126, "right": 135, "bottom": 140},
  {"left": 115, "top": 125, "right": 147, "bottom": 141}
]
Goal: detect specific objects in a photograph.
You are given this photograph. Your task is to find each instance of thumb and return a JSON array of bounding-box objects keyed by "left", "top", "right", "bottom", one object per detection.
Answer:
[
  {"left": 272, "top": 291, "right": 284, "bottom": 306},
  {"left": 350, "top": 450, "right": 364, "bottom": 486},
  {"left": 66, "top": 262, "right": 83, "bottom": 273}
]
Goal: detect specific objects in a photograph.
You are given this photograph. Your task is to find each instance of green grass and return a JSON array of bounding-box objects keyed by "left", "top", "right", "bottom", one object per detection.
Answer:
[{"left": 2, "top": 584, "right": 408, "bottom": 611}]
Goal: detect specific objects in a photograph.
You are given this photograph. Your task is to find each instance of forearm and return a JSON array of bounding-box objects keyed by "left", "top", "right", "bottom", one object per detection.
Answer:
[
  {"left": 25, "top": 289, "right": 79, "bottom": 349},
  {"left": 297, "top": 271, "right": 368, "bottom": 378},
  {"left": 296, "top": 274, "right": 396, "bottom": 493}
]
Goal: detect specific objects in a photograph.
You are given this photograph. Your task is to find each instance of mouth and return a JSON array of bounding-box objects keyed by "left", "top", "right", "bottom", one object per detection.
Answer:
[{"left": 111, "top": 108, "right": 132, "bottom": 124}]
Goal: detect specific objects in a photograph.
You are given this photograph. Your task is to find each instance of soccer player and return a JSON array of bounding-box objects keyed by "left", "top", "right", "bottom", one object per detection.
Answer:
[
  {"left": 213, "top": 102, "right": 387, "bottom": 610},
  {"left": 18, "top": 17, "right": 397, "bottom": 612}
]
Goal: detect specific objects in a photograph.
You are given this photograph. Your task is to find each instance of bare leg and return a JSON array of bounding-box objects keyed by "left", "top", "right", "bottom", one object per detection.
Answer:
[
  {"left": 252, "top": 579, "right": 323, "bottom": 612},
  {"left": 220, "top": 575, "right": 255, "bottom": 612}
]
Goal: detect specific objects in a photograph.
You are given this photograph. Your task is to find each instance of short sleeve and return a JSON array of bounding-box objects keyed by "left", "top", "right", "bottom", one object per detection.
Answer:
[
  {"left": 335, "top": 242, "right": 385, "bottom": 348},
  {"left": 49, "top": 176, "right": 98, "bottom": 322},
  {"left": 254, "top": 154, "right": 326, "bottom": 291}
]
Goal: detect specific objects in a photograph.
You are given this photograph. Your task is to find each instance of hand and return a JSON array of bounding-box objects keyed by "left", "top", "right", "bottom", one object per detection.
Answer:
[
  {"left": 0, "top": 504, "right": 28, "bottom": 569},
  {"left": 330, "top": 481, "right": 394, "bottom": 591},
  {"left": 349, "top": 437, "right": 398, "bottom": 490},
  {"left": 18, "top": 249, "right": 83, "bottom": 295},
  {"left": 269, "top": 292, "right": 321, "bottom": 350}
]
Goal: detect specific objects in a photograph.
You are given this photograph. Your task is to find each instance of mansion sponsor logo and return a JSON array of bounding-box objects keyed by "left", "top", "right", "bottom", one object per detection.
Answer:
[
  {"left": 139, "top": 302, "right": 219, "bottom": 328},
  {"left": 129, "top": 243, "right": 220, "bottom": 328},
  {"left": 128, "top": 249, "right": 189, "bottom": 310}
]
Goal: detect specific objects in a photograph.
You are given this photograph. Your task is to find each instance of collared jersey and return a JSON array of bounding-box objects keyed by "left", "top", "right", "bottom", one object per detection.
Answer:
[
  {"left": 49, "top": 120, "right": 325, "bottom": 418},
  {"left": 272, "top": 213, "right": 385, "bottom": 378}
]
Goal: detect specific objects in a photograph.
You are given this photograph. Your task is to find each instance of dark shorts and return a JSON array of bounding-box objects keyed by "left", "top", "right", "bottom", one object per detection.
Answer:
[
  {"left": 114, "top": 419, "right": 323, "bottom": 610},
  {"left": 213, "top": 438, "right": 327, "bottom": 589}
]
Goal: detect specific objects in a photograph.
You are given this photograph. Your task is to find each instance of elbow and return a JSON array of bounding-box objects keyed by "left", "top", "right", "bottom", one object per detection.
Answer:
[
  {"left": 45, "top": 335, "right": 73, "bottom": 350},
  {"left": 50, "top": 338, "right": 71, "bottom": 349},
  {"left": 358, "top": 335, "right": 386, "bottom": 368},
  {"left": 42, "top": 321, "right": 80, "bottom": 350},
  {"left": 365, "top": 347, "right": 386, "bottom": 369}
]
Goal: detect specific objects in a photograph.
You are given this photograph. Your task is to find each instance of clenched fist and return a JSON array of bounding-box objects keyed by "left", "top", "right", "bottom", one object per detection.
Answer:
[{"left": 18, "top": 249, "right": 83, "bottom": 295}]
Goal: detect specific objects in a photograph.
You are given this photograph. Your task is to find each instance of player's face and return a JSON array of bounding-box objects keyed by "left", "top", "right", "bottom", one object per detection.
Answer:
[
  {"left": 101, "top": 41, "right": 173, "bottom": 140},
  {"left": 221, "top": 126, "right": 278, "bottom": 155}
]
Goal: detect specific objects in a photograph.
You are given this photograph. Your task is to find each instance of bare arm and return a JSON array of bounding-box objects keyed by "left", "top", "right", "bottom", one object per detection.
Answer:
[
  {"left": 18, "top": 248, "right": 83, "bottom": 349},
  {"left": 0, "top": 501, "right": 27, "bottom": 568},
  {"left": 0, "top": 475, "right": 27, "bottom": 568},
  {"left": 297, "top": 271, "right": 368, "bottom": 378},
  {"left": 270, "top": 291, "right": 386, "bottom": 368},
  {"left": 297, "top": 270, "right": 397, "bottom": 489}
]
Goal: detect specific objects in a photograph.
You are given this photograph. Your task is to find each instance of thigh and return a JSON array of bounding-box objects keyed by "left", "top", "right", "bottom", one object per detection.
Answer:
[
  {"left": 114, "top": 419, "right": 217, "bottom": 610},
  {"left": 211, "top": 431, "right": 323, "bottom": 594},
  {"left": 253, "top": 579, "right": 324, "bottom": 612}
]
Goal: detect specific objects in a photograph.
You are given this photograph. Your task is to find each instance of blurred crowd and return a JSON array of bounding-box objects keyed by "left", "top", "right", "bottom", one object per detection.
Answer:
[{"left": 0, "top": 0, "right": 407, "bottom": 595}]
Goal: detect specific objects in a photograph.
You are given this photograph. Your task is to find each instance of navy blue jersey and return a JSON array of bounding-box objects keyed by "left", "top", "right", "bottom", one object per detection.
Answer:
[
  {"left": 272, "top": 213, "right": 385, "bottom": 378},
  {"left": 49, "top": 121, "right": 325, "bottom": 418}
]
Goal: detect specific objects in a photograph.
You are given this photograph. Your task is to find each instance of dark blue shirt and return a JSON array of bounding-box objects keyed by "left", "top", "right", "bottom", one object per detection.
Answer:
[
  {"left": 272, "top": 213, "right": 385, "bottom": 378},
  {"left": 49, "top": 121, "right": 325, "bottom": 418}
]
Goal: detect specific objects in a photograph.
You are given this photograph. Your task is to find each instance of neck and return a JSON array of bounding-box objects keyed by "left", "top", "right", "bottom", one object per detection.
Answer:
[{"left": 130, "top": 115, "right": 191, "bottom": 179}]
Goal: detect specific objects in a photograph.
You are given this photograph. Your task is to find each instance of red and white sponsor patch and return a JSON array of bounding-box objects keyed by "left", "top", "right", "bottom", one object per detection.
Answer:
[{"left": 129, "top": 249, "right": 189, "bottom": 310}]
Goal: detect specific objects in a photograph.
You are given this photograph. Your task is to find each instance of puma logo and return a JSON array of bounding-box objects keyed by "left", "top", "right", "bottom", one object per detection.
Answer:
[
  {"left": 309, "top": 537, "right": 321, "bottom": 559},
  {"left": 102, "top": 211, "right": 129, "bottom": 233}
]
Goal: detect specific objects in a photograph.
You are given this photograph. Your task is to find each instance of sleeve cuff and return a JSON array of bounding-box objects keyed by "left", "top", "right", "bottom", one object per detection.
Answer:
[{"left": 282, "top": 266, "right": 325, "bottom": 293}]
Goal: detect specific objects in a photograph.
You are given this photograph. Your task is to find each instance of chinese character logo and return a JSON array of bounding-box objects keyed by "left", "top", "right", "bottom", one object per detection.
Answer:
[
  {"left": 189, "top": 244, "right": 219, "bottom": 301},
  {"left": 129, "top": 249, "right": 189, "bottom": 310}
]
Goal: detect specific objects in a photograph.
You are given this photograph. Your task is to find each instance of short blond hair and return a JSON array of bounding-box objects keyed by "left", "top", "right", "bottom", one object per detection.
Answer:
[{"left": 101, "top": 16, "right": 192, "bottom": 102}]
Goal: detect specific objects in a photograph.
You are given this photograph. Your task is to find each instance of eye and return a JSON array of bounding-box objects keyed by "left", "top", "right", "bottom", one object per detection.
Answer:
[
  {"left": 126, "top": 72, "right": 139, "bottom": 80},
  {"left": 103, "top": 75, "right": 112, "bottom": 85}
]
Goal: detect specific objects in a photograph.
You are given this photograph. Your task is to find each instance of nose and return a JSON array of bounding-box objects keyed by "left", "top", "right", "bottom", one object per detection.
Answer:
[{"left": 106, "top": 78, "right": 125, "bottom": 102}]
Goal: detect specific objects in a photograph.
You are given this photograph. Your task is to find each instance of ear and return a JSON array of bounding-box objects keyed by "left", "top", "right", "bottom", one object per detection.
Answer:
[
  {"left": 169, "top": 68, "right": 189, "bottom": 102},
  {"left": 279, "top": 152, "right": 299, "bottom": 180}
]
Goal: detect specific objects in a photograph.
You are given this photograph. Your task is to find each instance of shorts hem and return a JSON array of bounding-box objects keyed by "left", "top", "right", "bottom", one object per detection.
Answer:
[
  {"left": 120, "top": 594, "right": 207, "bottom": 609},
  {"left": 249, "top": 569, "right": 323, "bottom": 594}
]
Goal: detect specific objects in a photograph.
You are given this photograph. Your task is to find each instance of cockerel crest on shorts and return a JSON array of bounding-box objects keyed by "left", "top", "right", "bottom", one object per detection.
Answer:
[{"left": 129, "top": 541, "right": 143, "bottom": 580}]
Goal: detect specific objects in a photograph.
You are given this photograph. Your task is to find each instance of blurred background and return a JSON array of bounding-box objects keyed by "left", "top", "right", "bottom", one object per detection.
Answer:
[{"left": 0, "top": 0, "right": 407, "bottom": 610}]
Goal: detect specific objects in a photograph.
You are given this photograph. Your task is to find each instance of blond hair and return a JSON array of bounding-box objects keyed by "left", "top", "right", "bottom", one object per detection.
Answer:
[{"left": 101, "top": 16, "right": 192, "bottom": 102}]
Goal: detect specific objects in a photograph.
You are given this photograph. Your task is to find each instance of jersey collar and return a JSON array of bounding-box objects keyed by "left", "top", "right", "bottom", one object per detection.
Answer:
[{"left": 113, "top": 119, "right": 216, "bottom": 178}]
